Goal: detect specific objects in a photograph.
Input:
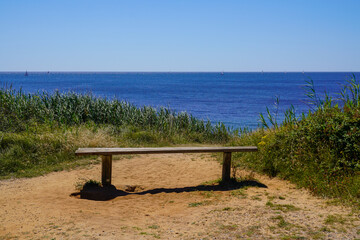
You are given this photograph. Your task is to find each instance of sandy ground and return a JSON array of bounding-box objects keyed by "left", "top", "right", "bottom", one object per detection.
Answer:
[{"left": 0, "top": 153, "right": 359, "bottom": 240}]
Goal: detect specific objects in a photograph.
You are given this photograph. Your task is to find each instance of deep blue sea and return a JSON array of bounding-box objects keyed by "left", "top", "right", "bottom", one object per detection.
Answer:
[{"left": 1, "top": 72, "right": 359, "bottom": 130}]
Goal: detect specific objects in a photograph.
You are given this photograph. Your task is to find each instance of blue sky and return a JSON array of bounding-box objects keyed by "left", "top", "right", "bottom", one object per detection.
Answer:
[{"left": 0, "top": 0, "right": 359, "bottom": 72}]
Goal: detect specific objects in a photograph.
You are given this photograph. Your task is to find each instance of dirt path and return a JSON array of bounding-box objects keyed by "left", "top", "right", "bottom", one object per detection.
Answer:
[{"left": 0, "top": 153, "right": 359, "bottom": 239}]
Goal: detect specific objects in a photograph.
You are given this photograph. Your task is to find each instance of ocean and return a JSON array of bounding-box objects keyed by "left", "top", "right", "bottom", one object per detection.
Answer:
[{"left": 1, "top": 72, "right": 359, "bottom": 130}]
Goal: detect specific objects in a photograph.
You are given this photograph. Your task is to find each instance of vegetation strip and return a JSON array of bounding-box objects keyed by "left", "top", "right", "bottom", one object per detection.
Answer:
[{"left": 1, "top": 76, "right": 359, "bottom": 208}]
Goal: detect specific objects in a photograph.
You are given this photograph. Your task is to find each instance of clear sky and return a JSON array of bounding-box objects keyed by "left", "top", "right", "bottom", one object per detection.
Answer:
[{"left": 0, "top": 0, "right": 359, "bottom": 72}]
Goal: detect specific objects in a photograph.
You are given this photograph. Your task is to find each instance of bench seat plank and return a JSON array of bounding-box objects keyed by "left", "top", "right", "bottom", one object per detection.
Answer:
[{"left": 75, "top": 146, "right": 258, "bottom": 156}]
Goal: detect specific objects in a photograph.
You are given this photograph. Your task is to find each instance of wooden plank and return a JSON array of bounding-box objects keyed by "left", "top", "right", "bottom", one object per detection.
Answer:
[
  {"left": 222, "top": 152, "right": 232, "bottom": 182},
  {"left": 75, "top": 146, "right": 257, "bottom": 156},
  {"left": 101, "top": 155, "right": 112, "bottom": 186}
]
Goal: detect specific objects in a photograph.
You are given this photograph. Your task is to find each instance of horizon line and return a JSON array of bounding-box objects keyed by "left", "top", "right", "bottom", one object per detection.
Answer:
[{"left": 0, "top": 71, "right": 359, "bottom": 73}]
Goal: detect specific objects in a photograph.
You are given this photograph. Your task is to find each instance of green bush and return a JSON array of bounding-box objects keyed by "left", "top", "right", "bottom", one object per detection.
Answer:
[{"left": 234, "top": 76, "right": 360, "bottom": 207}]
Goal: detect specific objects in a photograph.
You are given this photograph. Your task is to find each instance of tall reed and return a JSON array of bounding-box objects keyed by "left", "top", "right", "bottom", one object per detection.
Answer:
[{"left": 0, "top": 87, "right": 230, "bottom": 142}]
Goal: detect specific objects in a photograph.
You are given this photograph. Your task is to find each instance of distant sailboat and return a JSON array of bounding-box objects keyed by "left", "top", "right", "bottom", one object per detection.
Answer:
[
  {"left": 25, "top": 71, "right": 28, "bottom": 76},
  {"left": 220, "top": 71, "right": 224, "bottom": 75}
]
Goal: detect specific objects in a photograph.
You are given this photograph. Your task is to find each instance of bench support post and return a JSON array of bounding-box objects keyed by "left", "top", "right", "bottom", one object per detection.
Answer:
[
  {"left": 222, "top": 152, "right": 231, "bottom": 182},
  {"left": 101, "top": 155, "right": 112, "bottom": 186}
]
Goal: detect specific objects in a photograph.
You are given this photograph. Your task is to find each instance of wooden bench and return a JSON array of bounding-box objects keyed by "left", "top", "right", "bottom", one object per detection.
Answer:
[{"left": 75, "top": 146, "right": 258, "bottom": 186}]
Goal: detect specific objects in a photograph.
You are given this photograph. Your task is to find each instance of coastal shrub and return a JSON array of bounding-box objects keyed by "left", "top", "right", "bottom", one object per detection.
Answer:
[{"left": 234, "top": 76, "right": 360, "bottom": 207}]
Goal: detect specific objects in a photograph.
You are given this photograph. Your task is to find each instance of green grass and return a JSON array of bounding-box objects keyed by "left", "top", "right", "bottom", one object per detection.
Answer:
[
  {"left": 219, "top": 224, "right": 238, "bottom": 231},
  {"left": 201, "top": 178, "right": 223, "bottom": 185},
  {"left": 188, "top": 201, "right": 211, "bottom": 207},
  {"left": 245, "top": 225, "right": 260, "bottom": 237},
  {"left": 79, "top": 179, "right": 102, "bottom": 190},
  {"left": 0, "top": 87, "right": 231, "bottom": 179},
  {"left": 324, "top": 214, "right": 346, "bottom": 225},
  {"left": 140, "top": 232, "right": 160, "bottom": 238},
  {"left": 271, "top": 215, "right": 292, "bottom": 229},
  {"left": 230, "top": 188, "right": 247, "bottom": 199},
  {"left": 266, "top": 201, "right": 300, "bottom": 212},
  {"left": 281, "top": 235, "right": 306, "bottom": 240},
  {"left": 199, "top": 190, "right": 216, "bottom": 198},
  {"left": 148, "top": 225, "right": 159, "bottom": 229},
  {"left": 251, "top": 195, "right": 262, "bottom": 201}
]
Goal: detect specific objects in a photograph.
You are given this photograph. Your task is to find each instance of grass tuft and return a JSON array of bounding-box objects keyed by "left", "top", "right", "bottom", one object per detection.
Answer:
[
  {"left": 266, "top": 201, "right": 300, "bottom": 212},
  {"left": 324, "top": 214, "right": 346, "bottom": 225}
]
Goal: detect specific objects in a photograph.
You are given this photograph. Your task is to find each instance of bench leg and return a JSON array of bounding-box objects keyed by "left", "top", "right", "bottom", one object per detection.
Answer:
[
  {"left": 222, "top": 152, "right": 231, "bottom": 182},
  {"left": 101, "top": 155, "right": 112, "bottom": 186}
]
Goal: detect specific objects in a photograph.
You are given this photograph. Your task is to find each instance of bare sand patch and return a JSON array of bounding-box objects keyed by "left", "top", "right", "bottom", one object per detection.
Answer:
[{"left": 0, "top": 153, "right": 359, "bottom": 239}]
